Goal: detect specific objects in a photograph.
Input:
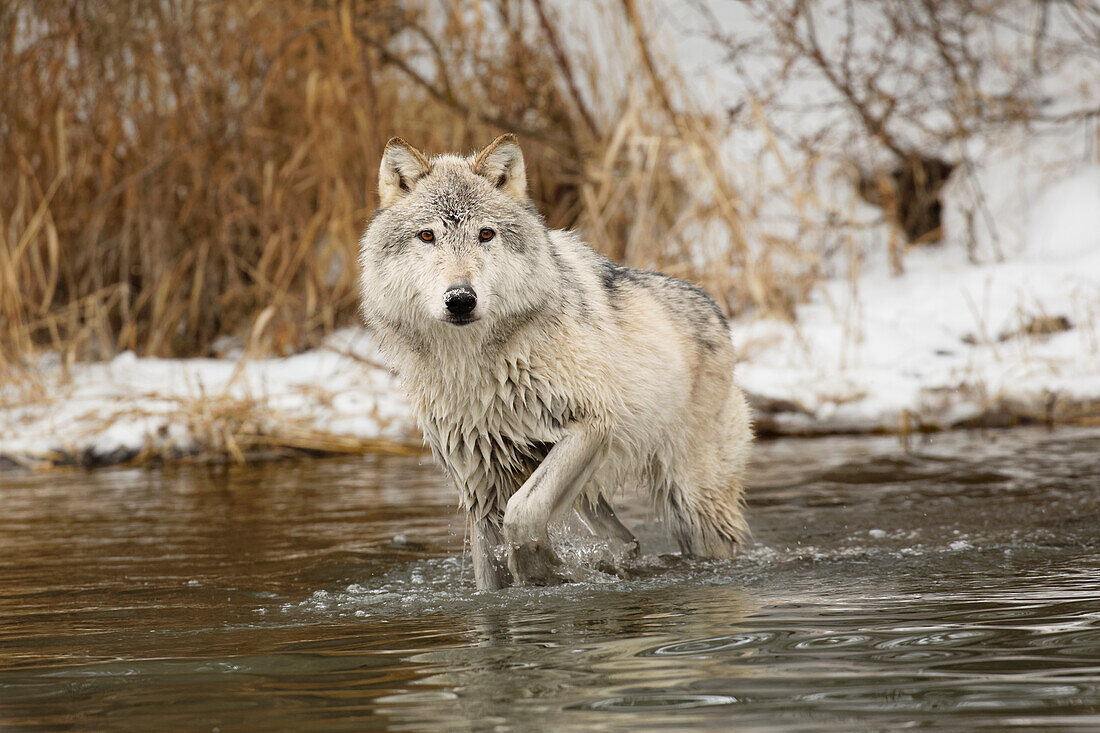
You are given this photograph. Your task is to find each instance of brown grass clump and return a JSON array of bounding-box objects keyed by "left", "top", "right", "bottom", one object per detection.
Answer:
[{"left": 1, "top": 0, "right": 795, "bottom": 370}]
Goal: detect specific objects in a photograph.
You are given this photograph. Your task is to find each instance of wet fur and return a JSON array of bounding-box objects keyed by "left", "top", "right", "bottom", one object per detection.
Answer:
[{"left": 359, "top": 136, "right": 753, "bottom": 589}]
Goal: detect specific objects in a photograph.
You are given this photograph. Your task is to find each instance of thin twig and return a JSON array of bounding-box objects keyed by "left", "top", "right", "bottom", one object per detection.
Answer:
[
  {"left": 530, "top": 0, "right": 601, "bottom": 140},
  {"left": 356, "top": 28, "right": 569, "bottom": 149}
]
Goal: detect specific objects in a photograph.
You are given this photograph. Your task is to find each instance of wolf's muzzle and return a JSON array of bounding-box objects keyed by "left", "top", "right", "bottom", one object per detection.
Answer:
[{"left": 443, "top": 284, "right": 477, "bottom": 318}]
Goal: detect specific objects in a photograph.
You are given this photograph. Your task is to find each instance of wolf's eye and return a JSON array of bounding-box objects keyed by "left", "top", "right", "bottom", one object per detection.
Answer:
[
  {"left": 417, "top": 229, "right": 434, "bottom": 243},
  {"left": 479, "top": 228, "right": 495, "bottom": 242}
]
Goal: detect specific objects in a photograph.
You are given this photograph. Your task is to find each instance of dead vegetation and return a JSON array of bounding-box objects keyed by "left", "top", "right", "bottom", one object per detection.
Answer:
[
  {"left": 692, "top": 0, "right": 1100, "bottom": 272},
  {"left": 1, "top": 0, "right": 800, "bottom": 370},
  {"left": 3, "top": 1, "right": 1096, "bottom": 467},
  {"left": 3, "top": 0, "right": 1096, "bottom": 367}
]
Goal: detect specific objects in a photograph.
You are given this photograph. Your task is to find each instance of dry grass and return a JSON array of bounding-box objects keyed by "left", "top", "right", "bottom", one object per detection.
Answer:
[{"left": 1, "top": 0, "right": 799, "bottom": 371}]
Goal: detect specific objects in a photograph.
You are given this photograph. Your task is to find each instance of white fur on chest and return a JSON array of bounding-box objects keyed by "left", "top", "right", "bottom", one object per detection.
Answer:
[{"left": 395, "top": 340, "right": 575, "bottom": 518}]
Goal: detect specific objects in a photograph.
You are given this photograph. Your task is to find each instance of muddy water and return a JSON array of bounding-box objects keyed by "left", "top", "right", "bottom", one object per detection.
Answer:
[{"left": 1, "top": 428, "right": 1099, "bottom": 731}]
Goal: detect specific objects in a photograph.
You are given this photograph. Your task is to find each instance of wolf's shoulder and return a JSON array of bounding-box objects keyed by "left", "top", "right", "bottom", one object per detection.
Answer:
[{"left": 549, "top": 230, "right": 726, "bottom": 326}]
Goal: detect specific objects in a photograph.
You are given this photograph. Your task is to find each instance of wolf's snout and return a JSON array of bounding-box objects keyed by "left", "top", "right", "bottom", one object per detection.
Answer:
[{"left": 443, "top": 285, "right": 477, "bottom": 317}]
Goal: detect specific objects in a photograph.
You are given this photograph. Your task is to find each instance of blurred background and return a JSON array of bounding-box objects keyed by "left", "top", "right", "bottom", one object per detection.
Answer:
[
  {"left": 5, "top": 0, "right": 1096, "bottom": 368},
  {"left": 2, "top": 0, "right": 1099, "bottom": 468}
]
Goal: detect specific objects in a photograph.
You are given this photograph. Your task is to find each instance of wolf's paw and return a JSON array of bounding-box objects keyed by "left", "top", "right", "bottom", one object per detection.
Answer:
[
  {"left": 507, "top": 542, "right": 567, "bottom": 586},
  {"left": 591, "top": 538, "right": 641, "bottom": 578},
  {"left": 598, "top": 552, "right": 688, "bottom": 580}
]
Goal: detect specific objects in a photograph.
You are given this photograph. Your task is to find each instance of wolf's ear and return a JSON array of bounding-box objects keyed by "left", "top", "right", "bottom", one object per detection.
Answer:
[
  {"left": 473, "top": 134, "right": 527, "bottom": 200},
  {"left": 378, "top": 138, "right": 430, "bottom": 207}
]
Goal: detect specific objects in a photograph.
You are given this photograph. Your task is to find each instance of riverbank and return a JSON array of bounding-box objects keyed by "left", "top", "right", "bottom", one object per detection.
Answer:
[
  {"left": 3, "top": 248, "right": 1097, "bottom": 468},
  {"left": 0, "top": 330, "right": 420, "bottom": 469},
  {"left": 4, "top": 160, "right": 1099, "bottom": 469}
]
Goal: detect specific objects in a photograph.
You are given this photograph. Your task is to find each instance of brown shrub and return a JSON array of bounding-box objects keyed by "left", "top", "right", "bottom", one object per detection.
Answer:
[{"left": 1, "top": 0, "right": 784, "bottom": 368}]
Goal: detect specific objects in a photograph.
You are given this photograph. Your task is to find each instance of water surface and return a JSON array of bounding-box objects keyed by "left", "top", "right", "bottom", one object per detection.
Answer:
[{"left": 1, "top": 428, "right": 1099, "bottom": 730}]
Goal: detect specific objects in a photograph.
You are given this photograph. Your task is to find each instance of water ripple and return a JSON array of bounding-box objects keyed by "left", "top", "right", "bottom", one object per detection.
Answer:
[
  {"left": 636, "top": 632, "right": 777, "bottom": 657},
  {"left": 791, "top": 633, "right": 873, "bottom": 649},
  {"left": 571, "top": 693, "right": 740, "bottom": 712},
  {"left": 873, "top": 629, "right": 995, "bottom": 649}
]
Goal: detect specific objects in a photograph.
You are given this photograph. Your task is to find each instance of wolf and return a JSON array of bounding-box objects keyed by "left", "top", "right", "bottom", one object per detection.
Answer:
[{"left": 358, "top": 134, "right": 752, "bottom": 590}]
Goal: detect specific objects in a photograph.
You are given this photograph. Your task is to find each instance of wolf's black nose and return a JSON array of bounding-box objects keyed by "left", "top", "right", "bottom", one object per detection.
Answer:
[{"left": 444, "top": 285, "right": 477, "bottom": 316}]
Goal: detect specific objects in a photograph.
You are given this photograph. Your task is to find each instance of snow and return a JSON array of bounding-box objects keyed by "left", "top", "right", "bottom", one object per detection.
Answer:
[
  {"left": 3, "top": 165, "right": 1098, "bottom": 463},
  {"left": 0, "top": 330, "right": 417, "bottom": 465},
  {"left": 663, "top": 1, "right": 1100, "bottom": 435},
  {"left": 738, "top": 244, "right": 1100, "bottom": 433},
  {"left": 738, "top": 164, "right": 1100, "bottom": 434},
  {"left": 1028, "top": 166, "right": 1100, "bottom": 261}
]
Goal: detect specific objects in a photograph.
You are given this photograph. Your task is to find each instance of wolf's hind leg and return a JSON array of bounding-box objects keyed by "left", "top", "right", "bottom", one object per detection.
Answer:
[
  {"left": 576, "top": 496, "right": 640, "bottom": 558},
  {"left": 470, "top": 515, "right": 513, "bottom": 590},
  {"left": 666, "top": 484, "right": 749, "bottom": 559}
]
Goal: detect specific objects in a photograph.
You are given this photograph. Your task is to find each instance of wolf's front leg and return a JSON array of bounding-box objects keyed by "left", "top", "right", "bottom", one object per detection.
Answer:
[
  {"left": 470, "top": 514, "right": 513, "bottom": 591},
  {"left": 502, "top": 424, "right": 608, "bottom": 585}
]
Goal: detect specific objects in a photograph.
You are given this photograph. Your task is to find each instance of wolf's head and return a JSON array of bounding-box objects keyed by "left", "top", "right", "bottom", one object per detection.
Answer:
[{"left": 359, "top": 135, "right": 552, "bottom": 337}]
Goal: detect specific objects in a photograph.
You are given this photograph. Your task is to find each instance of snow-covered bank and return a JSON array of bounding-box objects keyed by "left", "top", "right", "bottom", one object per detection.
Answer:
[
  {"left": 740, "top": 165, "right": 1100, "bottom": 435},
  {"left": 3, "top": 182, "right": 1098, "bottom": 468},
  {"left": 0, "top": 331, "right": 419, "bottom": 468}
]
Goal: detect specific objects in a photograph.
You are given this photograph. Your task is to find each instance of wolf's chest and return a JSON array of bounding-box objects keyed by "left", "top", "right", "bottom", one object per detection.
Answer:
[{"left": 412, "top": 360, "right": 572, "bottom": 515}]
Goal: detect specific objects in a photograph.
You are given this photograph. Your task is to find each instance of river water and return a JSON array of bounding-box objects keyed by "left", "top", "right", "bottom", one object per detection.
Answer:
[{"left": 1, "top": 428, "right": 1098, "bottom": 730}]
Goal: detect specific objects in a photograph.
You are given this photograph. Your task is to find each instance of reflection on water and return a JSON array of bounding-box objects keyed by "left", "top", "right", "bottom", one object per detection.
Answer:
[{"left": 1, "top": 428, "right": 1099, "bottom": 730}]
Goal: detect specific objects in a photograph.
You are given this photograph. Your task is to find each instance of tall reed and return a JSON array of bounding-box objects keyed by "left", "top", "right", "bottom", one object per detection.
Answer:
[{"left": 1, "top": 0, "right": 790, "bottom": 369}]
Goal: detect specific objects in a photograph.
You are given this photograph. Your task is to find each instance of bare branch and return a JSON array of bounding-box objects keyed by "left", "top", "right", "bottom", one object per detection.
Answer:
[{"left": 530, "top": 0, "right": 601, "bottom": 139}]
